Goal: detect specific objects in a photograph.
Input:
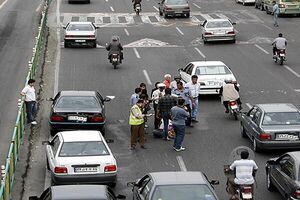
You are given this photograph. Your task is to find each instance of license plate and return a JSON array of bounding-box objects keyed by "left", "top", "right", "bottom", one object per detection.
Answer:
[
  {"left": 68, "top": 116, "right": 87, "bottom": 122},
  {"left": 276, "top": 134, "right": 299, "bottom": 140},
  {"left": 74, "top": 167, "right": 98, "bottom": 173},
  {"left": 279, "top": 54, "right": 285, "bottom": 56},
  {"left": 75, "top": 40, "right": 86, "bottom": 42},
  {"left": 112, "top": 58, "right": 117, "bottom": 61},
  {"left": 231, "top": 105, "right": 238, "bottom": 109},
  {"left": 242, "top": 193, "right": 252, "bottom": 199},
  {"left": 208, "top": 81, "right": 215, "bottom": 85}
]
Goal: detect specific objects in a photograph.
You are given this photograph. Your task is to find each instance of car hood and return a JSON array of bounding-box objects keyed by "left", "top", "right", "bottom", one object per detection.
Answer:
[
  {"left": 65, "top": 30, "right": 96, "bottom": 35},
  {"left": 53, "top": 107, "right": 102, "bottom": 113},
  {"left": 56, "top": 155, "right": 115, "bottom": 166},
  {"left": 261, "top": 125, "right": 300, "bottom": 132}
]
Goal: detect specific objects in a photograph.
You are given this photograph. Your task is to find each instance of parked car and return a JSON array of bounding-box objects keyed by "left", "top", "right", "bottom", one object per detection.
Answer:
[
  {"left": 255, "top": 0, "right": 265, "bottom": 10},
  {"left": 201, "top": 19, "right": 236, "bottom": 44},
  {"left": 240, "top": 103, "right": 300, "bottom": 152},
  {"left": 266, "top": 151, "right": 300, "bottom": 200},
  {"left": 158, "top": 0, "right": 190, "bottom": 18},
  {"left": 127, "top": 171, "right": 220, "bottom": 200},
  {"left": 235, "top": 0, "right": 255, "bottom": 5},
  {"left": 263, "top": 0, "right": 300, "bottom": 15},
  {"left": 178, "top": 61, "right": 238, "bottom": 95},
  {"left": 29, "top": 185, "right": 126, "bottom": 200},
  {"left": 64, "top": 22, "right": 98, "bottom": 48},
  {"left": 48, "top": 91, "right": 114, "bottom": 136},
  {"left": 45, "top": 131, "right": 117, "bottom": 187}
]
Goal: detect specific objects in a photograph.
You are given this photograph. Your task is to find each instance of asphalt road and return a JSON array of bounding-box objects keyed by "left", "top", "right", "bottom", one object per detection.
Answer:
[
  {"left": 11, "top": 0, "right": 300, "bottom": 199},
  {"left": 0, "top": 0, "right": 43, "bottom": 165}
]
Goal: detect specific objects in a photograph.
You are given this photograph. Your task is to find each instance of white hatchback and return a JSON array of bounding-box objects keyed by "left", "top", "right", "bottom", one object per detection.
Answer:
[
  {"left": 179, "top": 61, "right": 238, "bottom": 95},
  {"left": 46, "top": 130, "right": 117, "bottom": 187}
]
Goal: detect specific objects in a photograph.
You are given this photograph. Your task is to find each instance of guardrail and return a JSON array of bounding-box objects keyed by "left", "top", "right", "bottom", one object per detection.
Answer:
[{"left": 0, "top": 0, "right": 50, "bottom": 199}]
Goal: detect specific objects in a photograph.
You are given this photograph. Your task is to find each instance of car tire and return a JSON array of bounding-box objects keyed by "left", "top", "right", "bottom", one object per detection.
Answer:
[
  {"left": 186, "top": 13, "right": 190, "bottom": 18},
  {"left": 266, "top": 170, "right": 276, "bottom": 191},
  {"left": 92, "top": 41, "right": 97, "bottom": 48},
  {"left": 260, "top": 3, "right": 264, "bottom": 10},
  {"left": 164, "top": 12, "right": 168, "bottom": 18},
  {"left": 240, "top": 125, "right": 247, "bottom": 138},
  {"left": 100, "top": 127, "right": 106, "bottom": 137},
  {"left": 159, "top": 10, "right": 163, "bottom": 16},
  {"left": 86, "top": 0, "right": 90, "bottom": 3},
  {"left": 108, "top": 182, "right": 116, "bottom": 188},
  {"left": 46, "top": 159, "right": 50, "bottom": 170},
  {"left": 253, "top": 138, "right": 261, "bottom": 152},
  {"left": 64, "top": 41, "right": 69, "bottom": 48},
  {"left": 232, "top": 39, "right": 236, "bottom": 44}
]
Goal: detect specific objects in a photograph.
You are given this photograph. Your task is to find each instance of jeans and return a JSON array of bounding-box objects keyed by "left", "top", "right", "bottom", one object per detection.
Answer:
[
  {"left": 273, "top": 13, "right": 278, "bottom": 26},
  {"left": 173, "top": 124, "right": 185, "bottom": 149},
  {"left": 185, "top": 104, "right": 192, "bottom": 126},
  {"left": 162, "top": 116, "right": 169, "bottom": 139},
  {"left": 191, "top": 98, "right": 199, "bottom": 119},
  {"left": 25, "top": 101, "right": 37, "bottom": 123}
]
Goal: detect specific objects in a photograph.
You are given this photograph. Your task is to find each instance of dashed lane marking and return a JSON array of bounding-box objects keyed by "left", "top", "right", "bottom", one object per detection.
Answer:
[
  {"left": 176, "top": 27, "right": 184, "bottom": 35},
  {"left": 193, "top": 3, "right": 201, "bottom": 9},
  {"left": 124, "top": 28, "right": 130, "bottom": 36},
  {"left": 284, "top": 65, "right": 300, "bottom": 78},
  {"left": 153, "top": 6, "right": 159, "bottom": 11},
  {"left": 245, "top": 103, "right": 252, "bottom": 109},
  {"left": 0, "top": 0, "right": 8, "bottom": 10},
  {"left": 176, "top": 156, "right": 187, "bottom": 172},
  {"left": 110, "top": 6, "right": 114, "bottom": 12},
  {"left": 133, "top": 47, "right": 141, "bottom": 58},
  {"left": 194, "top": 47, "right": 206, "bottom": 59},
  {"left": 143, "top": 70, "right": 152, "bottom": 85},
  {"left": 254, "top": 44, "right": 269, "bottom": 54}
]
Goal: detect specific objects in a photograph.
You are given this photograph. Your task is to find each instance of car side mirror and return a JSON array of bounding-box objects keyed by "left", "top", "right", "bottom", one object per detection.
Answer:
[
  {"left": 42, "top": 141, "right": 51, "bottom": 145},
  {"left": 63, "top": 26, "right": 66, "bottom": 29},
  {"left": 29, "top": 196, "right": 39, "bottom": 200},
  {"left": 95, "top": 26, "right": 100, "bottom": 29},
  {"left": 46, "top": 98, "right": 54, "bottom": 101},
  {"left": 178, "top": 68, "right": 183, "bottom": 72},
  {"left": 116, "top": 194, "right": 126, "bottom": 199},
  {"left": 232, "top": 22, "right": 236, "bottom": 25},
  {"left": 210, "top": 180, "right": 220, "bottom": 185},
  {"left": 105, "top": 139, "right": 114, "bottom": 143},
  {"left": 104, "top": 96, "right": 115, "bottom": 102},
  {"left": 158, "top": 2, "right": 161, "bottom": 4},
  {"left": 268, "top": 160, "right": 277, "bottom": 165},
  {"left": 127, "top": 182, "right": 136, "bottom": 187}
]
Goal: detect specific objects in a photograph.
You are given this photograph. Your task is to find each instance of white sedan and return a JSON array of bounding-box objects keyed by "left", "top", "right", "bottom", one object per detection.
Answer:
[
  {"left": 179, "top": 61, "right": 238, "bottom": 95},
  {"left": 46, "top": 130, "right": 117, "bottom": 187}
]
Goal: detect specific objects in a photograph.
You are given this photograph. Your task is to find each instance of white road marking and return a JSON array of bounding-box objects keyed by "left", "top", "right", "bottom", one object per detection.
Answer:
[
  {"left": 194, "top": 47, "right": 206, "bottom": 58},
  {"left": 176, "top": 156, "right": 187, "bottom": 172},
  {"left": 176, "top": 27, "right": 184, "bottom": 35},
  {"left": 54, "top": 0, "right": 61, "bottom": 95},
  {"left": 153, "top": 6, "right": 159, "bottom": 11},
  {"left": 110, "top": 6, "right": 114, "bottom": 12},
  {"left": 284, "top": 65, "right": 300, "bottom": 78},
  {"left": 245, "top": 103, "right": 252, "bottom": 109},
  {"left": 36, "top": 3, "right": 43, "bottom": 12},
  {"left": 193, "top": 3, "right": 201, "bottom": 9},
  {"left": 262, "top": 24, "right": 273, "bottom": 31},
  {"left": 105, "top": 0, "right": 108, "bottom": 2},
  {"left": 124, "top": 28, "right": 130, "bottom": 36},
  {"left": 0, "top": 0, "right": 8, "bottom": 10},
  {"left": 133, "top": 48, "right": 141, "bottom": 58},
  {"left": 143, "top": 70, "right": 152, "bottom": 85},
  {"left": 254, "top": 44, "right": 269, "bottom": 54},
  {"left": 294, "top": 89, "right": 300, "bottom": 92}
]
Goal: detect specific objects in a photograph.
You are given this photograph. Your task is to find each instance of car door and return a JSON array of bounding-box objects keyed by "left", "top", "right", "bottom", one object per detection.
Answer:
[
  {"left": 134, "top": 175, "right": 154, "bottom": 200},
  {"left": 46, "top": 135, "right": 61, "bottom": 171},
  {"left": 249, "top": 108, "right": 262, "bottom": 140},
  {"left": 242, "top": 107, "right": 257, "bottom": 136},
  {"left": 273, "top": 155, "right": 297, "bottom": 197}
]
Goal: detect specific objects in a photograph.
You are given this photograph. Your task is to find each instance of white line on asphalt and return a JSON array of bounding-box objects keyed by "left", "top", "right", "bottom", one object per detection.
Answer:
[
  {"left": 105, "top": 0, "right": 108, "bottom": 2},
  {"left": 124, "top": 28, "right": 130, "bottom": 36},
  {"left": 284, "top": 65, "right": 300, "bottom": 78},
  {"left": 110, "top": 6, "right": 114, "bottom": 12},
  {"left": 143, "top": 70, "right": 152, "bottom": 85},
  {"left": 54, "top": 0, "right": 61, "bottom": 95},
  {"left": 0, "top": 0, "right": 8, "bottom": 10},
  {"left": 254, "top": 44, "right": 269, "bottom": 54},
  {"left": 36, "top": 3, "right": 42, "bottom": 12},
  {"left": 245, "top": 103, "right": 252, "bottom": 109},
  {"left": 153, "top": 6, "right": 159, "bottom": 11},
  {"left": 193, "top": 3, "right": 201, "bottom": 9},
  {"left": 133, "top": 48, "right": 141, "bottom": 58},
  {"left": 176, "top": 156, "right": 187, "bottom": 172},
  {"left": 194, "top": 47, "right": 206, "bottom": 58},
  {"left": 262, "top": 24, "right": 273, "bottom": 31},
  {"left": 176, "top": 27, "right": 184, "bottom": 35}
]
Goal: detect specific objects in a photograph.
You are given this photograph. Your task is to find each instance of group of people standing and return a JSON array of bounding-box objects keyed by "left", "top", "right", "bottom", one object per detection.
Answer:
[{"left": 129, "top": 74, "right": 201, "bottom": 152}]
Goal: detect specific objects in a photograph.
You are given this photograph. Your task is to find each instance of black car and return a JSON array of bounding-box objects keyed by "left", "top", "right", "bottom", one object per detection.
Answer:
[
  {"left": 49, "top": 91, "right": 114, "bottom": 136},
  {"left": 29, "top": 185, "right": 126, "bottom": 200},
  {"left": 266, "top": 151, "right": 300, "bottom": 200}
]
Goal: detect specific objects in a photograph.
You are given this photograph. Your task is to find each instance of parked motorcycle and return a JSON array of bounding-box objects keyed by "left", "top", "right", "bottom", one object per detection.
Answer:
[
  {"left": 135, "top": 3, "right": 141, "bottom": 15},
  {"left": 273, "top": 49, "right": 286, "bottom": 65},
  {"left": 228, "top": 100, "right": 239, "bottom": 120},
  {"left": 111, "top": 53, "right": 120, "bottom": 69}
]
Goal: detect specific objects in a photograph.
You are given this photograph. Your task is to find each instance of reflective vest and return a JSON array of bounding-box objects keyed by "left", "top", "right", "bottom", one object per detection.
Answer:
[{"left": 129, "top": 105, "right": 144, "bottom": 125}]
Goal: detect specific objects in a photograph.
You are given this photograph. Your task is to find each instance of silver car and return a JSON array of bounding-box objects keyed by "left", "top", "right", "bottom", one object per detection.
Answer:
[
  {"left": 201, "top": 19, "right": 236, "bottom": 44},
  {"left": 64, "top": 22, "right": 98, "bottom": 48},
  {"left": 240, "top": 103, "right": 300, "bottom": 152},
  {"left": 158, "top": 0, "right": 190, "bottom": 18}
]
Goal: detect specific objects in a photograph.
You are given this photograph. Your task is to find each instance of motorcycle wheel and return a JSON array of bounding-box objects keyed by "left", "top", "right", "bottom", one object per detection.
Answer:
[
  {"left": 280, "top": 57, "right": 284, "bottom": 65},
  {"left": 136, "top": 10, "right": 140, "bottom": 15},
  {"left": 113, "top": 63, "right": 117, "bottom": 69},
  {"left": 234, "top": 111, "right": 238, "bottom": 120}
]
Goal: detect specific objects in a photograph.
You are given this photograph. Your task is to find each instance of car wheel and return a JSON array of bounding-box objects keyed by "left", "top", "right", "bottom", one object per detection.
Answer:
[
  {"left": 266, "top": 170, "right": 276, "bottom": 191},
  {"left": 64, "top": 41, "right": 69, "bottom": 48},
  {"left": 232, "top": 39, "right": 236, "bottom": 44},
  {"left": 46, "top": 159, "right": 50, "bottom": 170},
  {"left": 186, "top": 13, "right": 190, "bottom": 18},
  {"left": 253, "top": 138, "right": 261, "bottom": 152},
  {"left": 164, "top": 12, "right": 168, "bottom": 18},
  {"left": 86, "top": 0, "right": 90, "bottom": 3},
  {"left": 108, "top": 182, "right": 116, "bottom": 188},
  {"left": 92, "top": 41, "right": 97, "bottom": 48},
  {"left": 260, "top": 3, "right": 264, "bottom": 10},
  {"left": 100, "top": 127, "right": 106, "bottom": 137},
  {"left": 240, "top": 124, "right": 247, "bottom": 138},
  {"left": 159, "top": 10, "right": 163, "bottom": 16}
]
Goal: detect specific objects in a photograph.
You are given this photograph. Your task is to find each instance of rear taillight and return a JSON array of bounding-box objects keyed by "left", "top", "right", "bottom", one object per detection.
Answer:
[
  {"left": 279, "top": 4, "right": 285, "bottom": 8},
  {"left": 227, "top": 31, "right": 235, "bottom": 35},
  {"left": 54, "top": 166, "right": 68, "bottom": 174},
  {"left": 260, "top": 133, "right": 271, "bottom": 140},
  {"left": 51, "top": 115, "right": 64, "bottom": 122},
  {"left": 204, "top": 32, "right": 213, "bottom": 35},
  {"left": 241, "top": 186, "right": 252, "bottom": 193},
  {"left": 229, "top": 101, "right": 237, "bottom": 106},
  {"left": 184, "top": 6, "right": 190, "bottom": 9},
  {"left": 87, "top": 35, "right": 95, "bottom": 38},
  {"left": 104, "top": 165, "right": 117, "bottom": 172},
  {"left": 293, "top": 190, "right": 300, "bottom": 199},
  {"left": 90, "top": 115, "right": 104, "bottom": 122}
]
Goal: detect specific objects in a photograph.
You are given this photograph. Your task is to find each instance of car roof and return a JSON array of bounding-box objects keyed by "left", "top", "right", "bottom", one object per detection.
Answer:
[
  {"left": 59, "top": 131, "right": 103, "bottom": 142},
  {"left": 68, "top": 21, "right": 94, "bottom": 25},
  {"left": 256, "top": 103, "right": 299, "bottom": 113},
  {"left": 206, "top": 18, "right": 231, "bottom": 22},
  {"left": 51, "top": 185, "right": 107, "bottom": 200},
  {"left": 59, "top": 90, "right": 97, "bottom": 97},
  {"left": 190, "top": 61, "right": 226, "bottom": 67},
  {"left": 149, "top": 171, "right": 208, "bottom": 185}
]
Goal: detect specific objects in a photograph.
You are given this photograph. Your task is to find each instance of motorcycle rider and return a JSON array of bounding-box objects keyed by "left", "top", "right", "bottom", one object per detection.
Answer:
[
  {"left": 219, "top": 78, "right": 242, "bottom": 113},
  {"left": 226, "top": 151, "right": 258, "bottom": 200},
  {"left": 106, "top": 36, "right": 124, "bottom": 63},
  {"left": 272, "top": 33, "right": 287, "bottom": 58},
  {"left": 132, "top": 0, "right": 142, "bottom": 11}
]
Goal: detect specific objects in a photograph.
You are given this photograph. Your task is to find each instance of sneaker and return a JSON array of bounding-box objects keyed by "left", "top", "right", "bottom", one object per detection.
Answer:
[
  {"left": 31, "top": 121, "right": 37, "bottom": 125},
  {"left": 175, "top": 147, "right": 186, "bottom": 152},
  {"left": 163, "top": 136, "right": 170, "bottom": 141},
  {"left": 225, "top": 109, "right": 229, "bottom": 113},
  {"left": 144, "top": 124, "right": 149, "bottom": 128},
  {"left": 192, "top": 119, "right": 199, "bottom": 123}
]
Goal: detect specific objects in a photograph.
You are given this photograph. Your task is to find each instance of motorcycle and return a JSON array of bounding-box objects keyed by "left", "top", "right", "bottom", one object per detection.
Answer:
[
  {"left": 228, "top": 100, "right": 239, "bottom": 120},
  {"left": 224, "top": 146, "right": 256, "bottom": 200},
  {"left": 111, "top": 53, "right": 120, "bottom": 69},
  {"left": 135, "top": 3, "right": 141, "bottom": 15},
  {"left": 273, "top": 49, "right": 286, "bottom": 65}
]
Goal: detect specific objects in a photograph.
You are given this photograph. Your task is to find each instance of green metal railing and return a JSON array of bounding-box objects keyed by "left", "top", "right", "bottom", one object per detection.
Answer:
[{"left": 0, "top": 0, "right": 50, "bottom": 199}]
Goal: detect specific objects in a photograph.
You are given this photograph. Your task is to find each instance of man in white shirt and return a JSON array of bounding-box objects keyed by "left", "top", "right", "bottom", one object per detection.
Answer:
[
  {"left": 20, "top": 79, "right": 37, "bottom": 125},
  {"left": 227, "top": 151, "right": 258, "bottom": 200},
  {"left": 272, "top": 33, "right": 287, "bottom": 57},
  {"left": 170, "top": 75, "right": 185, "bottom": 92},
  {"left": 152, "top": 83, "right": 165, "bottom": 129},
  {"left": 185, "top": 75, "right": 200, "bottom": 122}
]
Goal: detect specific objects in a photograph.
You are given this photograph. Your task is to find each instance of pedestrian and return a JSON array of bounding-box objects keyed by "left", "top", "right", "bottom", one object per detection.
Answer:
[
  {"left": 173, "top": 82, "right": 193, "bottom": 127},
  {"left": 152, "top": 83, "right": 166, "bottom": 129},
  {"left": 139, "top": 93, "right": 151, "bottom": 128},
  {"left": 130, "top": 88, "right": 142, "bottom": 106},
  {"left": 139, "top": 83, "right": 149, "bottom": 100},
  {"left": 20, "top": 79, "right": 37, "bottom": 125},
  {"left": 272, "top": 1, "right": 279, "bottom": 27},
  {"left": 129, "top": 99, "right": 148, "bottom": 150},
  {"left": 151, "top": 82, "right": 160, "bottom": 97},
  {"left": 185, "top": 75, "right": 201, "bottom": 123},
  {"left": 158, "top": 88, "right": 177, "bottom": 141},
  {"left": 171, "top": 98, "right": 189, "bottom": 152},
  {"left": 163, "top": 74, "right": 172, "bottom": 89},
  {"left": 170, "top": 75, "right": 185, "bottom": 92}
]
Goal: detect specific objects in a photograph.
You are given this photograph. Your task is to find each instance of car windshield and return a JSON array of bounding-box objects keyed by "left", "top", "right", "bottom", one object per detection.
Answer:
[
  {"left": 195, "top": 65, "right": 231, "bottom": 75},
  {"left": 206, "top": 21, "right": 232, "bottom": 28},
  {"left": 55, "top": 96, "right": 99, "bottom": 110},
  {"left": 282, "top": 0, "right": 300, "bottom": 2},
  {"left": 152, "top": 184, "right": 217, "bottom": 200},
  {"left": 262, "top": 112, "right": 300, "bottom": 125},
  {"left": 59, "top": 141, "right": 109, "bottom": 157},
  {"left": 166, "top": 0, "right": 188, "bottom": 5},
  {"left": 67, "top": 24, "right": 94, "bottom": 31}
]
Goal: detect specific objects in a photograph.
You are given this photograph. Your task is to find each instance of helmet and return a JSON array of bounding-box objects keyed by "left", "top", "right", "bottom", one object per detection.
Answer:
[
  {"left": 224, "top": 78, "right": 233, "bottom": 83},
  {"left": 112, "top": 36, "right": 119, "bottom": 42}
]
